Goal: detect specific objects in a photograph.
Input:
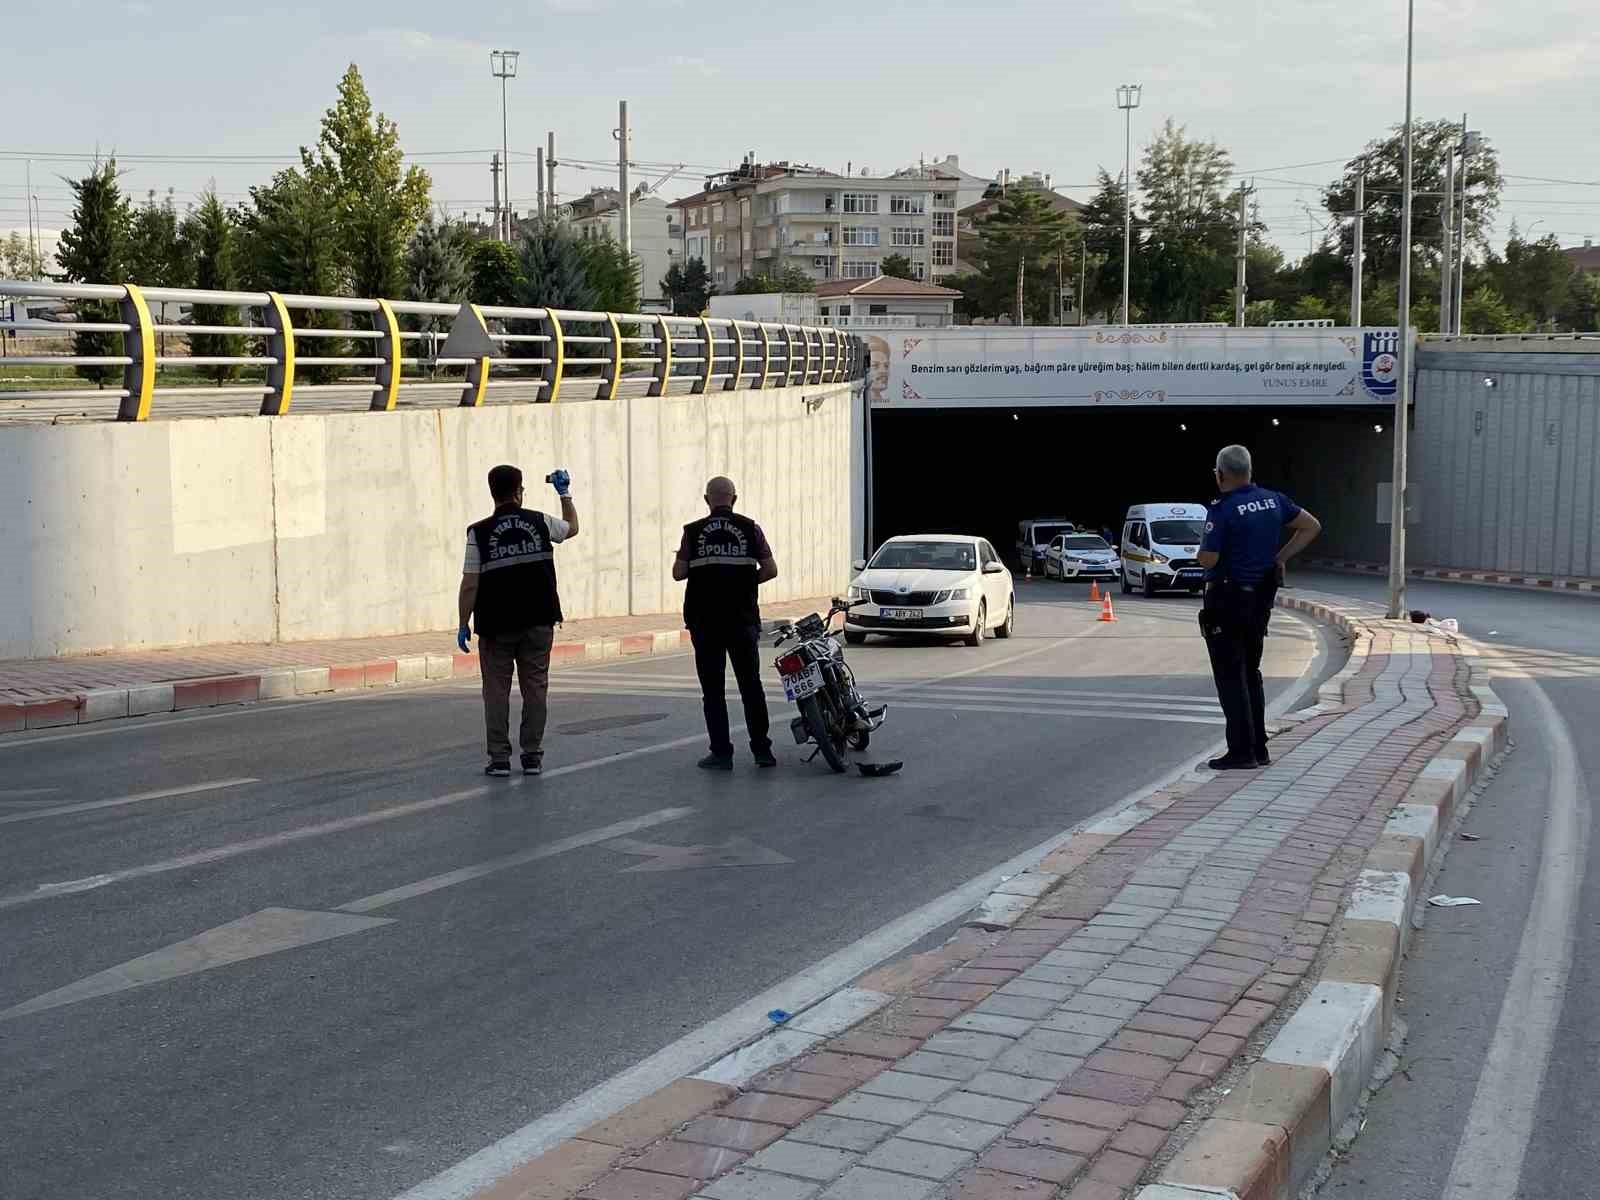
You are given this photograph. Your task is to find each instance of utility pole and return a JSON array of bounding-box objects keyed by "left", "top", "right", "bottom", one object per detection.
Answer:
[
  {"left": 616, "top": 100, "right": 632, "bottom": 263},
  {"left": 1079, "top": 240, "right": 1087, "bottom": 326},
  {"left": 491, "top": 154, "right": 502, "bottom": 241},
  {"left": 1455, "top": 117, "right": 1475, "bottom": 334},
  {"left": 1388, "top": 0, "right": 1417, "bottom": 620},
  {"left": 25, "top": 158, "right": 38, "bottom": 277},
  {"left": 1440, "top": 135, "right": 1455, "bottom": 333},
  {"left": 536, "top": 148, "right": 546, "bottom": 220},
  {"left": 1351, "top": 168, "right": 1365, "bottom": 326},
  {"left": 489, "top": 50, "right": 519, "bottom": 242},
  {"left": 1016, "top": 255, "right": 1025, "bottom": 327},
  {"left": 1234, "top": 186, "right": 1250, "bottom": 327},
  {"left": 547, "top": 131, "right": 558, "bottom": 215},
  {"left": 1116, "top": 84, "right": 1142, "bottom": 326}
]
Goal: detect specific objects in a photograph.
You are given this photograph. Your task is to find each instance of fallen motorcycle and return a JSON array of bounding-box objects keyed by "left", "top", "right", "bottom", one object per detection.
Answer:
[{"left": 771, "top": 598, "right": 887, "bottom": 773}]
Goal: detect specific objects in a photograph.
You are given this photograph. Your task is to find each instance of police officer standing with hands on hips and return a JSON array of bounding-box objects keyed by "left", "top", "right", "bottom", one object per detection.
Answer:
[
  {"left": 673, "top": 476, "right": 779, "bottom": 770},
  {"left": 458, "top": 465, "right": 580, "bottom": 777},
  {"left": 1196, "top": 445, "right": 1321, "bottom": 771}
]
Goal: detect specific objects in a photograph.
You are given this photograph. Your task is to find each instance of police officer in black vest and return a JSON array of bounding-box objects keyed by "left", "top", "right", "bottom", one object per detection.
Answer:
[
  {"left": 457, "top": 464, "right": 580, "bottom": 777},
  {"left": 673, "top": 476, "right": 779, "bottom": 770},
  {"left": 1197, "top": 444, "right": 1321, "bottom": 771}
]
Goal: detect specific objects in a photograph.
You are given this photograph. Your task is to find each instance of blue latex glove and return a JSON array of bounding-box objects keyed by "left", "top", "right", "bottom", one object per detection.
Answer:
[
  {"left": 457, "top": 624, "right": 472, "bottom": 653},
  {"left": 549, "top": 468, "right": 571, "bottom": 498}
]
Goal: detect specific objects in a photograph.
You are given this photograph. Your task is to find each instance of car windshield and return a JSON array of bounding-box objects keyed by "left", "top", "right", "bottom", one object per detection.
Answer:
[
  {"left": 1063, "top": 536, "right": 1110, "bottom": 551},
  {"left": 1150, "top": 519, "right": 1204, "bottom": 545},
  {"left": 1030, "top": 524, "right": 1072, "bottom": 544},
  {"left": 869, "top": 541, "right": 976, "bottom": 571}
]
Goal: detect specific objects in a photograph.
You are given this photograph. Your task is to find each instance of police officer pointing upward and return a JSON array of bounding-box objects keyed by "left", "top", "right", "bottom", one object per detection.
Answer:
[
  {"left": 1196, "top": 445, "right": 1321, "bottom": 771},
  {"left": 673, "top": 476, "right": 779, "bottom": 770},
  {"left": 458, "top": 465, "right": 580, "bottom": 777}
]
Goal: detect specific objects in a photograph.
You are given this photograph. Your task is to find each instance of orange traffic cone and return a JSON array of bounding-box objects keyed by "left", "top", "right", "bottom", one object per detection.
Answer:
[
  {"left": 1089, "top": 580, "right": 1101, "bottom": 603},
  {"left": 1098, "top": 594, "right": 1117, "bottom": 622}
]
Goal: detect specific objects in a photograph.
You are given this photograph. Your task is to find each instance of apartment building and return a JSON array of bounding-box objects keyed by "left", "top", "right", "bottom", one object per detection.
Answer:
[
  {"left": 670, "top": 158, "right": 964, "bottom": 288},
  {"left": 567, "top": 188, "right": 675, "bottom": 303}
]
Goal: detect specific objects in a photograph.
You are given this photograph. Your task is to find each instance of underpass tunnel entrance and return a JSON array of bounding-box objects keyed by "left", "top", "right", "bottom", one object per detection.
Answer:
[{"left": 869, "top": 405, "right": 1396, "bottom": 567}]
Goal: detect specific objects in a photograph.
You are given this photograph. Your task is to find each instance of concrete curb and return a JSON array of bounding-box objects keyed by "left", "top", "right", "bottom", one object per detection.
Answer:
[
  {"left": 0, "top": 627, "right": 712, "bottom": 734},
  {"left": 1305, "top": 557, "right": 1600, "bottom": 597},
  {"left": 1135, "top": 596, "right": 1508, "bottom": 1200}
]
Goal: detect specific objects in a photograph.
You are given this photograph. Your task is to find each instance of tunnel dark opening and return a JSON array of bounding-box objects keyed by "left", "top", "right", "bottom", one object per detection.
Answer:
[{"left": 868, "top": 404, "right": 1393, "bottom": 563}]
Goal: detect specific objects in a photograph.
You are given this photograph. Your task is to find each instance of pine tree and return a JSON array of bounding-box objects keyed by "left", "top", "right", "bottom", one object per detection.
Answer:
[
  {"left": 405, "top": 213, "right": 473, "bottom": 373},
  {"left": 517, "top": 220, "right": 598, "bottom": 311},
  {"left": 469, "top": 239, "right": 521, "bottom": 307},
  {"left": 55, "top": 159, "right": 131, "bottom": 386},
  {"left": 880, "top": 253, "right": 914, "bottom": 280},
  {"left": 661, "top": 258, "right": 713, "bottom": 316},
  {"left": 128, "top": 190, "right": 190, "bottom": 287},
  {"left": 579, "top": 231, "right": 641, "bottom": 313},
  {"left": 180, "top": 190, "right": 242, "bottom": 384},
  {"left": 236, "top": 166, "right": 346, "bottom": 380}
]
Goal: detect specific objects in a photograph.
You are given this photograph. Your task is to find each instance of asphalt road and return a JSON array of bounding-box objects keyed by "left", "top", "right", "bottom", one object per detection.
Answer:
[
  {"left": 1296, "top": 571, "right": 1600, "bottom": 1200},
  {"left": 0, "top": 583, "right": 1321, "bottom": 1200}
]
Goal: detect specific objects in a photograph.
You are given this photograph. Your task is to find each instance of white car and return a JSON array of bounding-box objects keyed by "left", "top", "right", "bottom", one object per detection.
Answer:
[
  {"left": 844, "top": 534, "right": 1015, "bottom": 647},
  {"left": 1043, "top": 533, "right": 1122, "bottom": 582}
]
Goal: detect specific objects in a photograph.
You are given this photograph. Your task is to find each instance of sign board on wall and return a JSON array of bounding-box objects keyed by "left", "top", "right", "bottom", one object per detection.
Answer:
[{"left": 861, "top": 326, "right": 1402, "bottom": 408}]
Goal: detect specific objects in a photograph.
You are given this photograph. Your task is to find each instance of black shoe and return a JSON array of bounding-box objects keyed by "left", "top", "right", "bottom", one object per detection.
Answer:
[
  {"left": 753, "top": 747, "right": 778, "bottom": 768},
  {"left": 485, "top": 759, "right": 512, "bottom": 777},
  {"left": 1255, "top": 752, "right": 1272, "bottom": 767},
  {"left": 1208, "top": 754, "right": 1260, "bottom": 771},
  {"left": 522, "top": 752, "right": 544, "bottom": 776},
  {"left": 697, "top": 753, "right": 734, "bottom": 771}
]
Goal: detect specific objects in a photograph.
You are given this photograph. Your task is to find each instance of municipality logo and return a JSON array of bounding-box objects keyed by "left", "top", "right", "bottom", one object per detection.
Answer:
[{"left": 1362, "top": 330, "right": 1400, "bottom": 398}]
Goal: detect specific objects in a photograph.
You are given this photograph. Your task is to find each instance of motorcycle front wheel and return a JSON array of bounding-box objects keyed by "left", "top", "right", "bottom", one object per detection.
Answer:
[{"left": 798, "top": 694, "right": 850, "bottom": 774}]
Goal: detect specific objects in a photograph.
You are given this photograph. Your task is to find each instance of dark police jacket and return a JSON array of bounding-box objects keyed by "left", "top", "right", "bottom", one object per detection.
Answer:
[
  {"left": 468, "top": 506, "right": 564, "bottom": 636},
  {"left": 679, "top": 507, "right": 771, "bottom": 629}
]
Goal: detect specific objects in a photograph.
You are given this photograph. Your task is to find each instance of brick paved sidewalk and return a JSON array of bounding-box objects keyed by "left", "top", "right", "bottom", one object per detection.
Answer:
[
  {"left": 0, "top": 599, "right": 831, "bottom": 726},
  {"left": 529, "top": 595, "right": 1477, "bottom": 1200}
]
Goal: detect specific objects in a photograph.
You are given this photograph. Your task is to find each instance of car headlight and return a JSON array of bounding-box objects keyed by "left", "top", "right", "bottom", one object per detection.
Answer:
[
  {"left": 945, "top": 588, "right": 969, "bottom": 602},
  {"left": 1151, "top": 551, "right": 1169, "bottom": 565},
  {"left": 847, "top": 585, "right": 867, "bottom": 601}
]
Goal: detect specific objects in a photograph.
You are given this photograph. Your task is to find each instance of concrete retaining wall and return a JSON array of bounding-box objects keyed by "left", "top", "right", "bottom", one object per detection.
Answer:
[{"left": 0, "top": 382, "right": 856, "bottom": 658}]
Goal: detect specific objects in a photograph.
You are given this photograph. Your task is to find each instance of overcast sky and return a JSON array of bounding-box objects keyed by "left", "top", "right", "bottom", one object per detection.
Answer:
[{"left": 3, "top": 0, "right": 1596, "bottom": 262}]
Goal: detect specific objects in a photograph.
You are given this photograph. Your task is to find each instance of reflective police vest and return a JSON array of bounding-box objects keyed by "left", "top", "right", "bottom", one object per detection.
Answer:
[
  {"left": 682, "top": 509, "right": 764, "bottom": 628},
  {"left": 470, "top": 507, "right": 563, "bottom": 635}
]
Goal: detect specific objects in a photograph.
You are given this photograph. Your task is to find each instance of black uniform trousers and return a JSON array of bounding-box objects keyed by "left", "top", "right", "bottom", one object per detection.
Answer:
[
  {"left": 689, "top": 622, "right": 773, "bottom": 759},
  {"left": 1202, "top": 580, "right": 1278, "bottom": 760}
]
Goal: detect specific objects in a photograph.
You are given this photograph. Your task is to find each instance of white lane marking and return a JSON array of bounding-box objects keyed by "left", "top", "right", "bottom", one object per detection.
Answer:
[
  {"left": 0, "top": 735, "right": 713, "bottom": 912},
  {"left": 0, "top": 907, "right": 396, "bottom": 1022},
  {"left": 336, "top": 808, "right": 697, "bottom": 912},
  {"left": 558, "top": 675, "right": 1224, "bottom": 709},
  {"left": 0, "top": 778, "right": 260, "bottom": 827},
  {"left": 1442, "top": 674, "right": 1590, "bottom": 1200},
  {"left": 390, "top": 618, "right": 1327, "bottom": 1200}
]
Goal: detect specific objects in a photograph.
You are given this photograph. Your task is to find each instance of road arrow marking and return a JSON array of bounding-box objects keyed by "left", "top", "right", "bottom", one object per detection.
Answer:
[
  {"left": 0, "top": 907, "right": 394, "bottom": 1022},
  {"left": 606, "top": 836, "right": 793, "bottom": 872}
]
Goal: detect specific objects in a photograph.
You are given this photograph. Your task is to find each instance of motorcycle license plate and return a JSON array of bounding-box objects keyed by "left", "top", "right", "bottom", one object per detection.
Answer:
[
  {"left": 782, "top": 663, "right": 825, "bottom": 701},
  {"left": 881, "top": 608, "right": 923, "bottom": 621}
]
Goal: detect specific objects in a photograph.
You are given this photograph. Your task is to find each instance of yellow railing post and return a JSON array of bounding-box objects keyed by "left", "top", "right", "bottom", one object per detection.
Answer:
[
  {"left": 757, "top": 324, "right": 772, "bottom": 389},
  {"left": 694, "top": 317, "right": 715, "bottom": 395},
  {"left": 649, "top": 314, "right": 673, "bottom": 397},
  {"left": 260, "top": 291, "right": 296, "bottom": 415},
  {"left": 116, "top": 283, "right": 155, "bottom": 421},
  {"left": 605, "top": 312, "right": 625, "bottom": 401},
  {"left": 369, "top": 298, "right": 401, "bottom": 412},
  {"left": 727, "top": 321, "right": 746, "bottom": 392},
  {"left": 541, "top": 310, "right": 565, "bottom": 403},
  {"left": 797, "top": 325, "right": 812, "bottom": 385},
  {"left": 457, "top": 304, "right": 493, "bottom": 407}
]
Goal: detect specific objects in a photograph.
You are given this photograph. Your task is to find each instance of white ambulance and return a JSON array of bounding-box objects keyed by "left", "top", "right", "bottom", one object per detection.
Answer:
[{"left": 1120, "top": 502, "right": 1209, "bottom": 597}]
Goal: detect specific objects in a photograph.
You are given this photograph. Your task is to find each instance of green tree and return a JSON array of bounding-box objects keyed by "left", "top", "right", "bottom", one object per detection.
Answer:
[
  {"left": 661, "top": 257, "right": 713, "bottom": 315},
  {"left": 2, "top": 230, "right": 47, "bottom": 279},
  {"left": 517, "top": 220, "right": 596, "bottom": 311},
  {"left": 304, "top": 64, "right": 433, "bottom": 299},
  {"left": 128, "top": 189, "right": 190, "bottom": 287},
  {"left": 732, "top": 265, "right": 815, "bottom": 294},
  {"left": 974, "top": 187, "right": 1078, "bottom": 323},
  {"left": 405, "top": 213, "right": 473, "bottom": 307},
  {"left": 580, "top": 231, "right": 641, "bottom": 313},
  {"left": 1077, "top": 169, "right": 1143, "bottom": 320},
  {"left": 178, "top": 190, "right": 243, "bottom": 385},
  {"left": 880, "top": 252, "right": 915, "bottom": 280},
  {"left": 1460, "top": 285, "right": 1528, "bottom": 334},
  {"left": 1556, "top": 270, "right": 1600, "bottom": 333},
  {"left": 1489, "top": 227, "right": 1580, "bottom": 329},
  {"left": 1324, "top": 121, "right": 1503, "bottom": 279},
  {"left": 1288, "top": 295, "right": 1339, "bottom": 322},
  {"left": 1134, "top": 122, "right": 1240, "bottom": 322},
  {"left": 55, "top": 159, "right": 131, "bottom": 386},
  {"left": 236, "top": 166, "right": 346, "bottom": 380},
  {"left": 468, "top": 238, "right": 521, "bottom": 307}
]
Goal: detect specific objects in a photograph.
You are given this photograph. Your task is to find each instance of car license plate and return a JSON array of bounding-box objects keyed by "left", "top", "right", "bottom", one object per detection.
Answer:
[
  {"left": 881, "top": 608, "right": 923, "bottom": 621},
  {"left": 782, "top": 662, "right": 825, "bottom": 701},
  {"left": 1179, "top": 569, "right": 1203, "bottom": 578}
]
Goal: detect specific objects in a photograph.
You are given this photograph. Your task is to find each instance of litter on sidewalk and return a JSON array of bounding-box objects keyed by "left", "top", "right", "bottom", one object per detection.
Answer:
[{"left": 1428, "top": 894, "right": 1482, "bottom": 907}]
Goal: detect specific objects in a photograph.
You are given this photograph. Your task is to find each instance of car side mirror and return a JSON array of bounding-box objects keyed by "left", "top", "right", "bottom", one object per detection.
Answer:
[
  {"left": 982, "top": 561, "right": 1006, "bottom": 575},
  {"left": 851, "top": 559, "right": 866, "bottom": 572}
]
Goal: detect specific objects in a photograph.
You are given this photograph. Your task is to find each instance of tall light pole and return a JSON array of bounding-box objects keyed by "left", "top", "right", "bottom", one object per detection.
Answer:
[
  {"left": 489, "top": 49, "right": 520, "bottom": 242},
  {"left": 1116, "top": 84, "right": 1142, "bottom": 326},
  {"left": 1455, "top": 127, "right": 1482, "bottom": 334},
  {"left": 1387, "top": 0, "right": 1417, "bottom": 620}
]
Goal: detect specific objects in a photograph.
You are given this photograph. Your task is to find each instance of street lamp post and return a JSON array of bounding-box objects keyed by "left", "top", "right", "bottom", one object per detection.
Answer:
[
  {"left": 1115, "top": 84, "right": 1142, "bottom": 325},
  {"left": 489, "top": 49, "right": 520, "bottom": 242},
  {"left": 1387, "top": 0, "right": 1416, "bottom": 620}
]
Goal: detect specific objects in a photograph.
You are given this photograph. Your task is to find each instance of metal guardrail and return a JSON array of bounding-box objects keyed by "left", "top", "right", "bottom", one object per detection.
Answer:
[{"left": 0, "top": 280, "right": 866, "bottom": 422}]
